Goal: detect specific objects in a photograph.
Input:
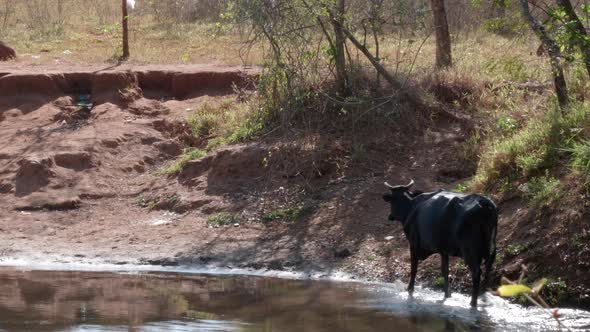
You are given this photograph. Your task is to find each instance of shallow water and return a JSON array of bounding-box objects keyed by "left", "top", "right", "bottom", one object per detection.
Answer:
[{"left": 0, "top": 267, "right": 589, "bottom": 332}]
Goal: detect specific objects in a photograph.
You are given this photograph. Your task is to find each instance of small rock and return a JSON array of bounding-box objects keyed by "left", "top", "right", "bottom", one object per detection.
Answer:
[
  {"left": 385, "top": 236, "right": 394, "bottom": 241},
  {"left": 334, "top": 248, "right": 352, "bottom": 259},
  {"left": 233, "top": 223, "right": 240, "bottom": 227}
]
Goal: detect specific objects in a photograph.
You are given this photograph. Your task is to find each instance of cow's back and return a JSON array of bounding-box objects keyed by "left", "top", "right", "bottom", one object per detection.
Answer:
[{"left": 407, "top": 191, "right": 495, "bottom": 256}]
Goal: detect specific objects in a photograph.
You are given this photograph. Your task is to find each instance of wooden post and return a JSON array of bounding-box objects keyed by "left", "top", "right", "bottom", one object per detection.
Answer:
[{"left": 122, "top": 0, "right": 130, "bottom": 60}]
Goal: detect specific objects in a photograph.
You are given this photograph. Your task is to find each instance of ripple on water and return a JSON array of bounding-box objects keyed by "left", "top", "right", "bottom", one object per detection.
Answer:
[{"left": 0, "top": 268, "right": 589, "bottom": 332}]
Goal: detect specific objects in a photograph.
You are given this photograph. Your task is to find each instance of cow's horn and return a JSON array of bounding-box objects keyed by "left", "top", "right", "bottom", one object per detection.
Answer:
[
  {"left": 384, "top": 182, "right": 395, "bottom": 189},
  {"left": 405, "top": 179, "right": 415, "bottom": 189}
]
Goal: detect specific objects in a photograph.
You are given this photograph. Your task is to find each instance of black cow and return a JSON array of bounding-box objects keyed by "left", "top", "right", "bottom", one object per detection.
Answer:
[{"left": 383, "top": 180, "right": 498, "bottom": 307}]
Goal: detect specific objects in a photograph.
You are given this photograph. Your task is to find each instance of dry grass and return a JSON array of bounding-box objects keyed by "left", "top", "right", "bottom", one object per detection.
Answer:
[{"left": 0, "top": 0, "right": 263, "bottom": 65}]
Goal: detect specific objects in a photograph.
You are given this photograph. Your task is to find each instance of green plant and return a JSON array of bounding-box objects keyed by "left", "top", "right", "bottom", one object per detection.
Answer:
[
  {"left": 472, "top": 103, "right": 590, "bottom": 192},
  {"left": 189, "top": 107, "right": 218, "bottom": 137},
  {"left": 569, "top": 139, "right": 590, "bottom": 190},
  {"left": 227, "top": 118, "right": 264, "bottom": 143},
  {"left": 505, "top": 244, "right": 528, "bottom": 256},
  {"left": 434, "top": 277, "right": 445, "bottom": 289},
  {"left": 543, "top": 278, "right": 568, "bottom": 306},
  {"left": 455, "top": 261, "right": 467, "bottom": 272},
  {"left": 207, "top": 212, "right": 237, "bottom": 226},
  {"left": 165, "top": 194, "right": 179, "bottom": 205},
  {"left": 425, "top": 266, "right": 437, "bottom": 275},
  {"left": 206, "top": 137, "right": 228, "bottom": 151},
  {"left": 261, "top": 203, "right": 315, "bottom": 222},
  {"left": 525, "top": 175, "right": 561, "bottom": 207},
  {"left": 157, "top": 148, "right": 206, "bottom": 175},
  {"left": 135, "top": 195, "right": 147, "bottom": 207},
  {"left": 453, "top": 183, "right": 468, "bottom": 193},
  {"left": 496, "top": 114, "right": 518, "bottom": 134}
]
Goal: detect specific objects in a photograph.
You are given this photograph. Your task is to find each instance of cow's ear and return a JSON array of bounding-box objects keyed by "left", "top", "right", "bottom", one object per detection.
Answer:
[{"left": 383, "top": 193, "right": 392, "bottom": 202}]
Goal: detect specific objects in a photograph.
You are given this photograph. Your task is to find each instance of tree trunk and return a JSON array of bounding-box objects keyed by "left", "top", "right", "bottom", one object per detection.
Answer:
[
  {"left": 121, "top": 0, "right": 130, "bottom": 60},
  {"left": 330, "top": 0, "right": 349, "bottom": 96},
  {"left": 519, "top": 0, "right": 568, "bottom": 109},
  {"left": 430, "top": 0, "right": 452, "bottom": 68},
  {"left": 556, "top": 0, "right": 590, "bottom": 78}
]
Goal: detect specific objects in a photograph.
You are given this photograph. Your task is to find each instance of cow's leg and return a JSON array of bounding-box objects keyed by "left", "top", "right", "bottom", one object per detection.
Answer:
[
  {"left": 482, "top": 248, "right": 496, "bottom": 295},
  {"left": 469, "top": 263, "right": 482, "bottom": 307},
  {"left": 408, "top": 248, "right": 418, "bottom": 295},
  {"left": 441, "top": 253, "right": 450, "bottom": 298}
]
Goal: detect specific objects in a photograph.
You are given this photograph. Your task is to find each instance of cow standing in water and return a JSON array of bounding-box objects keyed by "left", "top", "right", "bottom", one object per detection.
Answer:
[{"left": 383, "top": 180, "right": 498, "bottom": 307}]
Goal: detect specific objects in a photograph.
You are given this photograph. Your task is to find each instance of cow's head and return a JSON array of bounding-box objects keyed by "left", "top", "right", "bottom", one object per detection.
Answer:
[{"left": 383, "top": 179, "right": 415, "bottom": 222}]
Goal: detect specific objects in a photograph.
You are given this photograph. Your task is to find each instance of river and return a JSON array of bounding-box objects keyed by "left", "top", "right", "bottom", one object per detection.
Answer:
[{"left": 0, "top": 266, "right": 589, "bottom": 331}]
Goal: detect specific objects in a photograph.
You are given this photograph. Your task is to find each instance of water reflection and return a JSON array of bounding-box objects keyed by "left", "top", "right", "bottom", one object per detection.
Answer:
[
  {"left": 0, "top": 268, "right": 587, "bottom": 331},
  {"left": 0, "top": 268, "right": 475, "bottom": 332}
]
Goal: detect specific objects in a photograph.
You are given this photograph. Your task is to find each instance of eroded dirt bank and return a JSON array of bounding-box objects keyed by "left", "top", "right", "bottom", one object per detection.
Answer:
[{"left": 1, "top": 64, "right": 589, "bottom": 309}]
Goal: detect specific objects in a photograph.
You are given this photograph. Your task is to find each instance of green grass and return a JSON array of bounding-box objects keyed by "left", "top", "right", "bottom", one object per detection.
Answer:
[
  {"left": 525, "top": 175, "right": 562, "bottom": 207},
  {"left": 186, "top": 99, "right": 265, "bottom": 152},
  {"left": 157, "top": 148, "right": 206, "bottom": 175},
  {"left": 472, "top": 102, "right": 590, "bottom": 194},
  {"left": 568, "top": 139, "right": 590, "bottom": 191},
  {"left": 189, "top": 109, "right": 218, "bottom": 137},
  {"left": 207, "top": 212, "right": 238, "bottom": 226},
  {"left": 261, "top": 203, "right": 315, "bottom": 222}
]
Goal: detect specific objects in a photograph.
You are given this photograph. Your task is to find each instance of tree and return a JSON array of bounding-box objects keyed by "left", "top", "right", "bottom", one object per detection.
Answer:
[
  {"left": 519, "top": 0, "right": 568, "bottom": 109},
  {"left": 430, "top": 0, "right": 452, "bottom": 68},
  {"left": 121, "top": 0, "right": 130, "bottom": 60},
  {"left": 555, "top": 0, "right": 590, "bottom": 78},
  {"left": 330, "top": 0, "right": 349, "bottom": 95}
]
